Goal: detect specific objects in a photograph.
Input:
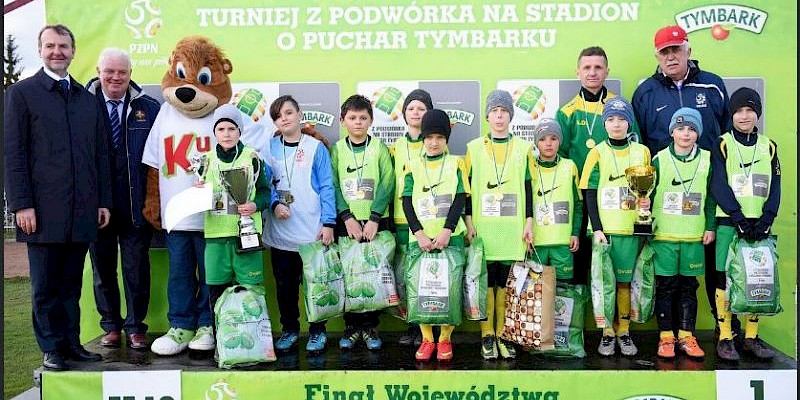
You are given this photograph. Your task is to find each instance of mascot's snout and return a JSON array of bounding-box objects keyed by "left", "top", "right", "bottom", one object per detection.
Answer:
[{"left": 175, "top": 87, "right": 197, "bottom": 103}]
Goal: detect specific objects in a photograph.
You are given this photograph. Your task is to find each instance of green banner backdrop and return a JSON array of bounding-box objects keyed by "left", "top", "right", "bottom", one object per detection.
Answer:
[{"left": 45, "top": 0, "right": 796, "bottom": 357}]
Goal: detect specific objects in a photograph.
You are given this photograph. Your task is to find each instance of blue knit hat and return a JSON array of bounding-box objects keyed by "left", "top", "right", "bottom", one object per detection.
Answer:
[
  {"left": 601, "top": 97, "right": 635, "bottom": 132},
  {"left": 669, "top": 107, "right": 703, "bottom": 137}
]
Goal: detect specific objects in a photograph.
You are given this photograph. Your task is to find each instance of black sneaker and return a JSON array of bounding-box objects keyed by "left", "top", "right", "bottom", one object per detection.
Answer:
[
  {"left": 398, "top": 325, "right": 418, "bottom": 346},
  {"left": 716, "top": 339, "right": 740, "bottom": 361},
  {"left": 481, "top": 335, "right": 498, "bottom": 360},
  {"left": 743, "top": 337, "right": 775, "bottom": 360}
]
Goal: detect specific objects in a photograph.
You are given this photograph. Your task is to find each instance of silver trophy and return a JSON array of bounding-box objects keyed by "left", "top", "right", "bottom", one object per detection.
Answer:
[{"left": 219, "top": 164, "right": 265, "bottom": 253}]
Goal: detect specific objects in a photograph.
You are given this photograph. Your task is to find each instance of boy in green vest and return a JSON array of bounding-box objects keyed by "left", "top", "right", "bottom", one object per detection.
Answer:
[
  {"left": 402, "top": 109, "right": 469, "bottom": 361},
  {"left": 200, "top": 104, "right": 271, "bottom": 331},
  {"left": 332, "top": 94, "right": 395, "bottom": 351},
  {"left": 391, "top": 89, "right": 434, "bottom": 346},
  {"left": 711, "top": 88, "right": 780, "bottom": 361},
  {"left": 579, "top": 97, "right": 651, "bottom": 357},
  {"left": 650, "top": 108, "right": 714, "bottom": 359},
  {"left": 531, "top": 118, "right": 582, "bottom": 282},
  {"left": 464, "top": 90, "right": 535, "bottom": 360}
]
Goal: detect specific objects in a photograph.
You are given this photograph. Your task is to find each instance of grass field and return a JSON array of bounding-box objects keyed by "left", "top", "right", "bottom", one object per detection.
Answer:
[{"left": 4, "top": 277, "right": 40, "bottom": 399}]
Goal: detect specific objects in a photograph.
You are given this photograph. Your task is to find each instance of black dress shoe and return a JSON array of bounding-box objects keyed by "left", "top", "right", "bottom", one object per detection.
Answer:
[
  {"left": 43, "top": 351, "right": 67, "bottom": 371},
  {"left": 63, "top": 345, "right": 102, "bottom": 362}
]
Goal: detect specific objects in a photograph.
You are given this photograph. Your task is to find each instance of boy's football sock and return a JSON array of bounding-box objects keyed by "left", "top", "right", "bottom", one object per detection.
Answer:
[
  {"left": 494, "top": 286, "right": 507, "bottom": 337},
  {"left": 677, "top": 330, "right": 693, "bottom": 339},
  {"left": 616, "top": 286, "right": 631, "bottom": 334},
  {"left": 420, "top": 325, "right": 435, "bottom": 342},
  {"left": 715, "top": 289, "right": 733, "bottom": 341},
  {"left": 439, "top": 325, "right": 455, "bottom": 342},
  {"left": 480, "top": 287, "right": 495, "bottom": 337},
  {"left": 660, "top": 331, "right": 676, "bottom": 340},
  {"left": 745, "top": 316, "right": 760, "bottom": 339}
]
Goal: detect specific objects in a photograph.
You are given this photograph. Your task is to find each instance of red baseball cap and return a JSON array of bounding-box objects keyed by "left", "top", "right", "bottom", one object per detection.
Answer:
[{"left": 654, "top": 25, "right": 688, "bottom": 51}]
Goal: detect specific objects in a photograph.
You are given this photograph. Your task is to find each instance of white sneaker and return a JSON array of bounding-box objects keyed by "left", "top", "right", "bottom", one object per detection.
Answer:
[
  {"left": 151, "top": 327, "right": 194, "bottom": 356},
  {"left": 188, "top": 326, "right": 216, "bottom": 351}
]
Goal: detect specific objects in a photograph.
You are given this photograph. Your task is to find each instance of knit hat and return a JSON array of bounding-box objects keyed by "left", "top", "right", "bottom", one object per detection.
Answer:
[
  {"left": 485, "top": 89, "right": 514, "bottom": 119},
  {"left": 728, "top": 87, "right": 762, "bottom": 118},
  {"left": 402, "top": 89, "right": 434, "bottom": 123},
  {"left": 669, "top": 107, "right": 703, "bottom": 137},
  {"left": 533, "top": 118, "right": 562, "bottom": 143},
  {"left": 213, "top": 104, "right": 243, "bottom": 131},
  {"left": 654, "top": 25, "right": 688, "bottom": 51},
  {"left": 420, "top": 109, "right": 452, "bottom": 141},
  {"left": 601, "top": 97, "right": 635, "bottom": 132}
]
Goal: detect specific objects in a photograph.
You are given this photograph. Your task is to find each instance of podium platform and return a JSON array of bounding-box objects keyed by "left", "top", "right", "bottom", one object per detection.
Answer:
[{"left": 34, "top": 330, "right": 796, "bottom": 399}]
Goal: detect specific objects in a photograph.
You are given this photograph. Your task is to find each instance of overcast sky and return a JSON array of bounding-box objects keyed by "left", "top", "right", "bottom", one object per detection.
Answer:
[{"left": 4, "top": 0, "right": 46, "bottom": 78}]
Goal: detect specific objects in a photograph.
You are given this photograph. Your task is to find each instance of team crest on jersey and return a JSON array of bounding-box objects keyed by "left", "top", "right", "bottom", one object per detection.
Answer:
[
  {"left": 135, "top": 110, "right": 146, "bottom": 121},
  {"left": 695, "top": 93, "right": 707, "bottom": 108}
]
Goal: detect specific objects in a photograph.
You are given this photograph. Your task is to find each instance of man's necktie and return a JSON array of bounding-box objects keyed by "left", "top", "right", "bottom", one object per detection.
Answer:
[{"left": 107, "top": 99, "right": 122, "bottom": 149}]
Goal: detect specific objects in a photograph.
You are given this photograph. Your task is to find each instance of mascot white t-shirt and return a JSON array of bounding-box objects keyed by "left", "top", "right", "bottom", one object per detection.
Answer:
[{"left": 142, "top": 103, "right": 216, "bottom": 231}]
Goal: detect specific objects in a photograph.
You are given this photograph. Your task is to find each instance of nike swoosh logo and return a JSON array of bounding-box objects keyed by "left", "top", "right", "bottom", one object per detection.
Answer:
[
  {"left": 487, "top": 180, "right": 509, "bottom": 189},
  {"left": 656, "top": 105, "right": 668, "bottom": 112},
  {"left": 422, "top": 182, "right": 442, "bottom": 192},
  {"left": 671, "top": 178, "right": 692, "bottom": 186},
  {"left": 537, "top": 185, "right": 561, "bottom": 196},
  {"left": 346, "top": 164, "right": 366, "bottom": 173},
  {"left": 740, "top": 160, "right": 760, "bottom": 169},
  {"left": 608, "top": 174, "right": 625, "bottom": 182}
]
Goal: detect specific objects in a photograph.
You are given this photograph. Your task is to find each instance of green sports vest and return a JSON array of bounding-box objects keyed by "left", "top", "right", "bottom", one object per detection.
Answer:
[
  {"left": 716, "top": 133, "right": 772, "bottom": 218},
  {"left": 467, "top": 135, "right": 531, "bottom": 261},
  {"left": 408, "top": 155, "right": 465, "bottom": 242},
  {"left": 595, "top": 142, "right": 647, "bottom": 235},
  {"left": 204, "top": 146, "right": 263, "bottom": 238},
  {"left": 392, "top": 136, "right": 425, "bottom": 225},
  {"left": 652, "top": 148, "right": 710, "bottom": 242},
  {"left": 336, "top": 137, "right": 385, "bottom": 221},
  {"left": 532, "top": 158, "right": 576, "bottom": 246}
]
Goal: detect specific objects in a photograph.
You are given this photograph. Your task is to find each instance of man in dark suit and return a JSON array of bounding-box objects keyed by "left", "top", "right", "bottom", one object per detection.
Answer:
[
  {"left": 4, "top": 24, "right": 112, "bottom": 371},
  {"left": 86, "top": 48, "right": 160, "bottom": 350}
]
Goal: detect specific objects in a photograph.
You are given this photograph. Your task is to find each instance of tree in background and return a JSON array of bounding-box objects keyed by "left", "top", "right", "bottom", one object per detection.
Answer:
[{"left": 4, "top": 34, "right": 23, "bottom": 90}]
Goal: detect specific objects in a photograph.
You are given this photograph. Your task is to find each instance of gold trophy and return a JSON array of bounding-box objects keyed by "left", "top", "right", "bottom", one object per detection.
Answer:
[
  {"left": 219, "top": 165, "right": 265, "bottom": 253},
  {"left": 624, "top": 165, "right": 656, "bottom": 236}
]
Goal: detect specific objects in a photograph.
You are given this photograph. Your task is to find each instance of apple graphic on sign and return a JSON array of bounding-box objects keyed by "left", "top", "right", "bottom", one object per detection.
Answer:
[{"left": 710, "top": 24, "right": 734, "bottom": 41}]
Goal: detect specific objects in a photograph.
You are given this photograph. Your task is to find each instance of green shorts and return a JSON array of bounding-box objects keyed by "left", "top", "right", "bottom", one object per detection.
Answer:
[
  {"left": 534, "top": 245, "right": 574, "bottom": 280},
  {"left": 204, "top": 238, "right": 264, "bottom": 285},
  {"left": 395, "top": 223, "right": 410, "bottom": 247},
  {"left": 651, "top": 240, "right": 705, "bottom": 277},
  {"left": 607, "top": 235, "right": 642, "bottom": 283},
  {"left": 715, "top": 225, "right": 737, "bottom": 272}
]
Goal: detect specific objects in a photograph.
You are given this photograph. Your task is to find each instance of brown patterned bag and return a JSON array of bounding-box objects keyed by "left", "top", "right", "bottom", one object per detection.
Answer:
[{"left": 501, "top": 259, "right": 555, "bottom": 351}]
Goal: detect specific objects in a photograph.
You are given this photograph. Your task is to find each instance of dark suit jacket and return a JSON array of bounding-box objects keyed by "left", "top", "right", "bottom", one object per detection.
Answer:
[{"left": 4, "top": 68, "right": 112, "bottom": 243}]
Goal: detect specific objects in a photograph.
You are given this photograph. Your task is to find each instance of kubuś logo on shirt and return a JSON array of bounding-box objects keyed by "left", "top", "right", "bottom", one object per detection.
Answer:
[{"left": 675, "top": 5, "right": 768, "bottom": 42}]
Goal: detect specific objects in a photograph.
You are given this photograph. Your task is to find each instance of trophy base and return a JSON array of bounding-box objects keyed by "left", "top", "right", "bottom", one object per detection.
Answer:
[
  {"left": 237, "top": 233, "right": 265, "bottom": 254},
  {"left": 633, "top": 223, "right": 653, "bottom": 236}
]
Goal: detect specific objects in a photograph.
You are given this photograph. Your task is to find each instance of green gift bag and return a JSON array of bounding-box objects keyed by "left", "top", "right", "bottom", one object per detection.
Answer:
[
  {"left": 386, "top": 243, "right": 409, "bottom": 320},
  {"left": 726, "top": 236, "right": 782, "bottom": 315},
  {"left": 214, "top": 284, "right": 276, "bottom": 369},
  {"left": 630, "top": 242, "right": 655, "bottom": 323},
  {"left": 299, "top": 241, "right": 345, "bottom": 323},
  {"left": 340, "top": 231, "right": 399, "bottom": 313},
  {"left": 463, "top": 237, "right": 488, "bottom": 320},
  {"left": 540, "top": 283, "right": 588, "bottom": 358},
  {"left": 405, "top": 244, "right": 464, "bottom": 326},
  {"left": 590, "top": 239, "right": 615, "bottom": 328}
]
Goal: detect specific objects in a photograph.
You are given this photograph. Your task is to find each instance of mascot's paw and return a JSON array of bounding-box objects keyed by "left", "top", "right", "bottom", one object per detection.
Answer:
[
  {"left": 143, "top": 167, "right": 162, "bottom": 230},
  {"left": 151, "top": 327, "right": 195, "bottom": 356}
]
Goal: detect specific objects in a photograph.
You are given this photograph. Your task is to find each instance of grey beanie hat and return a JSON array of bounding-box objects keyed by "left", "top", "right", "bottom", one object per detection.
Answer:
[
  {"left": 601, "top": 97, "right": 635, "bottom": 132},
  {"left": 669, "top": 107, "right": 703, "bottom": 137},
  {"left": 213, "top": 103, "right": 244, "bottom": 131},
  {"left": 533, "top": 118, "right": 563, "bottom": 143},
  {"left": 402, "top": 89, "right": 434, "bottom": 122},
  {"left": 485, "top": 89, "right": 514, "bottom": 119}
]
